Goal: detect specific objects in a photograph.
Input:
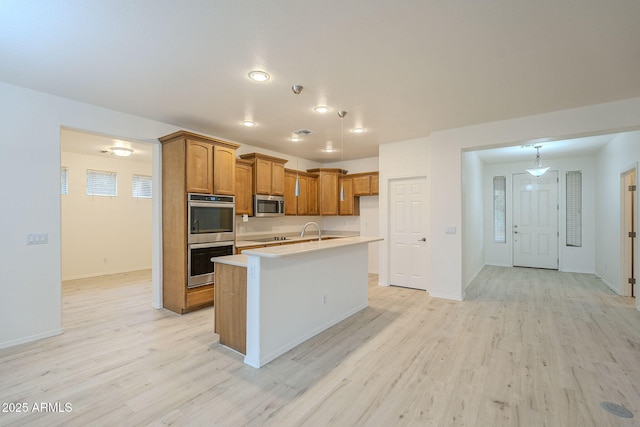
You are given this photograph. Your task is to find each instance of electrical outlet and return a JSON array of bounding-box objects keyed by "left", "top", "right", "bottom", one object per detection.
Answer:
[
  {"left": 321, "top": 295, "right": 326, "bottom": 305},
  {"left": 26, "top": 233, "right": 48, "bottom": 245}
]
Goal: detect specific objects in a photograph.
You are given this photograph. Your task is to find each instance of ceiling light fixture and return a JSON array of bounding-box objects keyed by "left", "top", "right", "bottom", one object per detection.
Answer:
[
  {"left": 248, "top": 70, "right": 270, "bottom": 82},
  {"left": 338, "top": 110, "right": 347, "bottom": 201},
  {"left": 242, "top": 120, "right": 256, "bottom": 127},
  {"left": 111, "top": 147, "right": 133, "bottom": 157},
  {"left": 526, "top": 145, "right": 550, "bottom": 177},
  {"left": 313, "top": 105, "right": 331, "bottom": 113},
  {"left": 292, "top": 84, "right": 304, "bottom": 197},
  {"left": 352, "top": 127, "right": 365, "bottom": 134}
]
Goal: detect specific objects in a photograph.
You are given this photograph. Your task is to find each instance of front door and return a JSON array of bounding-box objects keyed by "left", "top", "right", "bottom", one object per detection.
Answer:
[
  {"left": 389, "top": 177, "right": 428, "bottom": 290},
  {"left": 512, "top": 171, "right": 559, "bottom": 269}
]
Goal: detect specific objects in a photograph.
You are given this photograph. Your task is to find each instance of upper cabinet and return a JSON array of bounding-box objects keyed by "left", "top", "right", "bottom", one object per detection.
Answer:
[
  {"left": 235, "top": 159, "right": 253, "bottom": 216},
  {"left": 284, "top": 169, "right": 319, "bottom": 216},
  {"left": 159, "top": 130, "right": 240, "bottom": 195},
  {"left": 239, "top": 153, "right": 288, "bottom": 196},
  {"left": 351, "top": 172, "right": 379, "bottom": 196},
  {"left": 307, "top": 168, "right": 347, "bottom": 216}
]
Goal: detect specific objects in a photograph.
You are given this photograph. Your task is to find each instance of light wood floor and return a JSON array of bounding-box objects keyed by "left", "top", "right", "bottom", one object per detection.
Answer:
[{"left": 1, "top": 267, "right": 639, "bottom": 426}]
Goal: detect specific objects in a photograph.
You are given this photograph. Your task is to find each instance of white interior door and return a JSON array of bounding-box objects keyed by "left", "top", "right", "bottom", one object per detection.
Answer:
[
  {"left": 389, "top": 177, "right": 427, "bottom": 290},
  {"left": 512, "top": 171, "right": 559, "bottom": 269}
]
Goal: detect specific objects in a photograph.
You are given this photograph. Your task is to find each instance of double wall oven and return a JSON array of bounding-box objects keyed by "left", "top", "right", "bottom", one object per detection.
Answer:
[{"left": 187, "top": 193, "right": 235, "bottom": 288}]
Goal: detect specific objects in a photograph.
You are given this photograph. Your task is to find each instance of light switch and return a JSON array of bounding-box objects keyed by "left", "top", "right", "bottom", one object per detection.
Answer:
[{"left": 445, "top": 227, "right": 457, "bottom": 235}]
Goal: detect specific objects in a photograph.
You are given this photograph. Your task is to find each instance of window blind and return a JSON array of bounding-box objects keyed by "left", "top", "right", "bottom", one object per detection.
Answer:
[
  {"left": 61, "top": 167, "right": 68, "bottom": 195},
  {"left": 493, "top": 176, "right": 506, "bottom": 243},
  {"left": 86, "top": 169, "right": 117, "bottom": 197},
  {"left": 132, "top": 174, "right": 152, "bottom": 198},
  {"left": 566, "top": 171, "right": 582, "bottom": 247}
]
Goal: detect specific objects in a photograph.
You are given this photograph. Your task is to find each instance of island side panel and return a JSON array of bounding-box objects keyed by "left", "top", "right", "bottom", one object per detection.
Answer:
[{"left": 245, "top": 243, "right": 369, "bottom": 368}]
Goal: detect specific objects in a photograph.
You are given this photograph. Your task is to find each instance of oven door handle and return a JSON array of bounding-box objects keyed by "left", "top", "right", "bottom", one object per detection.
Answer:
[{"left": 188, "top": 241, "right": 234, "bottom": 249}]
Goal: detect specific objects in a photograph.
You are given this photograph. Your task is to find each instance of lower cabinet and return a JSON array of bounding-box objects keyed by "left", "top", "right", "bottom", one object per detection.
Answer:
[{"left": 214, "top": 263, "right": 247, "bottom": 354}]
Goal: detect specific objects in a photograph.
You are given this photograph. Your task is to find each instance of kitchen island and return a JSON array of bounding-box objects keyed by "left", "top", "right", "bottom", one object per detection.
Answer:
[{"left": 213, "top": 236, "right": 382, "bottom": 368}]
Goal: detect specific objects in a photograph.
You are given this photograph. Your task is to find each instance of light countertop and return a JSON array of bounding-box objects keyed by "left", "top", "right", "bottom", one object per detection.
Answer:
[{"left": 242, "top": 236, "right": 382, "bottom": 258}]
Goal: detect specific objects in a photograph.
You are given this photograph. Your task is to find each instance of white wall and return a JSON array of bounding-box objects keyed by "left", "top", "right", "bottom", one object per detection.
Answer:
[
  {"left": 483, "top": 155, "right": 596, "bottom": 274},
  {"left": 461, "top": 151, "right": 484, "bottom": 293},
  {"left": 61, "top": 151, "right": 152, "bottom": 280},
  {"left": 378, "top": 137, "right": 430, "bottom": 288},
  {"left": 594, "top": 131, "right": 640, "bottom": 299}
]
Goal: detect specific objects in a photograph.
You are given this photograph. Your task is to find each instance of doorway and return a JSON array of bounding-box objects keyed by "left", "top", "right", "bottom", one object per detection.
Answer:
[
  {"left": 388, "top": 176, "right": 428, "bottom": 290},
  {"left": 512, "top": 171, "right": 559, "bottom": 269},
  {"left": 622, "top": 168, "right": 636, "bottom": 297}
]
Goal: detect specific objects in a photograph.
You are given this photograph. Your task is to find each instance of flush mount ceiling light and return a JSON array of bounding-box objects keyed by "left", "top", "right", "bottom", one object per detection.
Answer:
[
  {"left": 313, "top": 105, "right": 331, "bottom": 113},
  {"left": 526, "top": 145, "right": 550, "bottom": 177},
  {"left": 248, "top": 70, "right": 270, "bottom": 82},
  {"left": 111, "top": 147, "right": 133, "bottom": 157},
  {"left": 352, "top": 127, "right": 365, "bottom": 134},
  {"left": 242, "top": 120, "right": 256, "bottom": 127}
]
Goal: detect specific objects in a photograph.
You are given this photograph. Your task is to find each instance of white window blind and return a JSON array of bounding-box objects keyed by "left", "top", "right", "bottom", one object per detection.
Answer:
[
  {"left": 86, "top": 169, "right": 117, "bottom": 197},
  {"left": 61, "top": 167, "right": 68, "bottom": 195},
  {"left": 493, "top": 176, "right": 506, "bottom": 243},
  {"left": 566, "top": 171, "right": 582, "bottom": 247},
  {"left": 132, "top": 174, "right": 152, "bottom": 198}
]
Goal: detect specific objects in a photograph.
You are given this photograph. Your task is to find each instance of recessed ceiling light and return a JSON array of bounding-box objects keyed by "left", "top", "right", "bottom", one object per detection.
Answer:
[
  {"left": 242, "top": 120, "right": 256, "bottom": 127},
  {"left": 352, "top": 128, "right": 365, "bottom": 134},
  {"left": 313, "top": 105, "right": 331, "bottom": 113},
  {"left": 248, "top": 70, "right": 270, "bottom": 82},
  {"left": 111, "top": 147, "right": 133, "bottom": 157},
  {"left": 290, "top": 136, "right": 301, "bottom": 142},
  {"left": 323, "top": 147, "right": 336, "bottom": 153}
]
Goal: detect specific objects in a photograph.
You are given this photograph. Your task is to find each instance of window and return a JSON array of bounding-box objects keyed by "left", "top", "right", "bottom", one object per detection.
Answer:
[
  {"left": 493, "top": 176, "right": 506, "bottom": 243},
  {"left": 132, "top": 174, "right": 152, "bottom": 198},
  {"left": 61, "top": 167, "right": 68, "bottom": 195},
  {"left": 86, "top": 169, "right": 117, "bottom": 197},
  {"left": 566, "top": 171, "right": 582, "bottom": 247}
]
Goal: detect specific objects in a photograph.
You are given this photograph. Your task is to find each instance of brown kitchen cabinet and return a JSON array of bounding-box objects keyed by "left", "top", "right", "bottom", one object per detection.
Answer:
[
  {"left": 214, "top": 263, "right": 247, "bottom": 354},
  {"left": 239, "top": 153, "right": 288, "bottom": 196},
  {"left": 307, "top": 168, "right": 347, "bottom": 216},
  {"left": 339, "top": 176, "right": 360, "bottom": 215},
  {"left": 284, "top": 169, "right": 318, "bottom": 216},
  {"left": 351, "top": 172, "right": 379, "bottom": 196},
  {"left": 158, "top": 130, "right": 240, "bottom": 314},
  {"left": 235, "top": 159, "right": 253, "bottom": 216}
]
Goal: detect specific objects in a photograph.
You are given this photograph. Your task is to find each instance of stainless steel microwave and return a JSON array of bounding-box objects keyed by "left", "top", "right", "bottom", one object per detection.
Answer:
[{"left": 253, "top": 194, "right": 285, "bottom": 217}]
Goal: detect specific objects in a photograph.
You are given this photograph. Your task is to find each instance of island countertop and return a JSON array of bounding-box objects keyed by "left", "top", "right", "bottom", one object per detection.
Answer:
[{"left": 241, "top": 236, "right": 382, "bottom": 258}]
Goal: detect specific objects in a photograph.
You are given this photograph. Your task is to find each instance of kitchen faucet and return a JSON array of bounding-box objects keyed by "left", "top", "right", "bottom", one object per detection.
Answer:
[{"left": 300, "top": 221, "right": 322, "bottom": 241}]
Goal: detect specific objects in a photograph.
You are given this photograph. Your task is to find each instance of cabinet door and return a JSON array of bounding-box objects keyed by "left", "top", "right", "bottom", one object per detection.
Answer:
[
  {"left": 235, "top": 162, "right": 253, "bottom": 215},
  {"left": 284, "top": 171, "right": 298, "bottom": 215},
  {"left": 297, "top": 174, "right": 310, "bottom": 215},
  {"left": 254, "top": 158, "right": 272, "bottom": 194},
  {"left": 271, "top": 162, "right": 285, "bottom": 196},
  {"left": 308, "top": 176, "right": 319, "bottom": 215},
  {"left": 319, "top": 172, "right": 339, "bottom": 215},
  {"left": 213, "top": 145, "right": 236, "bottom": 195},
  {"left": 353, "top": 175, "right": 371, "bottom": 196},
  {"left": 339, "top": 178, "right": 355, "bottom": 215},
  {"left": 186, "top": 140, "right": 213, "bottom": 194}
]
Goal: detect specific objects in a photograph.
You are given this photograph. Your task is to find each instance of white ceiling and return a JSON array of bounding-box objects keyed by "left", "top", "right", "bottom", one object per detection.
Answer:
[{"left": 3, "top": 1, "right": 640, "bottom": 162}]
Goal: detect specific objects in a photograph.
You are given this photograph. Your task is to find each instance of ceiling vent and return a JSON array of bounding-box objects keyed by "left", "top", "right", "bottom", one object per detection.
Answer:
[{"left": 293, "top": 129, "right": 315, "bottom": 136}]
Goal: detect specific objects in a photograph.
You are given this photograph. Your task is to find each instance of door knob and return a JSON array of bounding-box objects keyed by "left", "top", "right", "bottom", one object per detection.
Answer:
[{"left": 419, "top": 237, "right": 426, "bottom": 242}]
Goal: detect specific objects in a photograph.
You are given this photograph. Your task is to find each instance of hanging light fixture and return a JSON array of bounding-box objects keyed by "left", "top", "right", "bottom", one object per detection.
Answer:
[
  {"left": 291, "top": 85, "right": 304, "bottom": 197},
  {"left": 526, "top": 145, "right": 550, "bottom": 177},
  {"left": 338, "top": 110, "right": 347, "bottom": 201}
]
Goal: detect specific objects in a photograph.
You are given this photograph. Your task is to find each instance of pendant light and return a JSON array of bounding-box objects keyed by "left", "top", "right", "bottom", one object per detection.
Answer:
[
  {"left": 526, "top": 145, "right": 550, "bottom": 177},
  {"left": 292, "top": 85, "right": 303, "bottom": 197},
  {"left": 338, "top": 110, "right": 347, "bottom": 201}
]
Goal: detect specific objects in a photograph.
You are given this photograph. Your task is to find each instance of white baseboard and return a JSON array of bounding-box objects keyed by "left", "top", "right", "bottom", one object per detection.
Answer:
[
  {"left": 428, "top": 292, "right": 463, "bottom": 302},
  {"left": 62, "top": 267, "right": 151, "bottom": 281},
  {"left": 0, "top": 328, "right": 63, "bottom": 350},
  {"left": 597, "top": 275, "right": 621, "bottom": 295}
]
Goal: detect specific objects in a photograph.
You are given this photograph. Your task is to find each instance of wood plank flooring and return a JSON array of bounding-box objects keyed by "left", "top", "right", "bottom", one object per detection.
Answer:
[{"left": 1, "top": 266, "right": 639, "bottom": 426}]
